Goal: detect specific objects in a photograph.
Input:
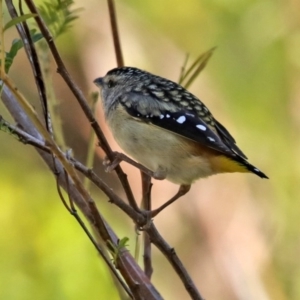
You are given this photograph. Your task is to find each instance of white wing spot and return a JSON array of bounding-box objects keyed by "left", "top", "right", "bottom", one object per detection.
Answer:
[
  {"left": 166, "top": 114, "right": 171, "bottom": 118},
  {"left": 186, "top": 113, "right": 195, "bottom": 117},
  {"left": 196, "top": 124, "right": 206, "bottom": 131},
  {"left": 160, "top": 114, "right": 164, "bottom": 119},
  {"left": 208, "top": 137, "right": 215, "bottom": 142},
  {"left": 176, "top": 116, "right": 186, "bottom": 124}
]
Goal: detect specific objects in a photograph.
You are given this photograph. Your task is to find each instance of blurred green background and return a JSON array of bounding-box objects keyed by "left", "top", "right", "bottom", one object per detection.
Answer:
[{"left": 0, "top": 0, "right": 299, "bottom": 299}]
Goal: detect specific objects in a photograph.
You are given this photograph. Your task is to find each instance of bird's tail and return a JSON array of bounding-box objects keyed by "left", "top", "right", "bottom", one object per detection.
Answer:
[{"left": 210, "top": 155, "right": 268, "bottom": 179}]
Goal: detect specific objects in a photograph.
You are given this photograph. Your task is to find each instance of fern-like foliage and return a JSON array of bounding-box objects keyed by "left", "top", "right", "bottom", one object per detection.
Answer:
[
  {"left": 2, "top": 0, "right": 81, "bottom": 73},
  {"left": 38, "top": 0, "right": 82, "bottom": 38},
  {"left": 5, "top": 29, "right": 43, "bottom": 73}
]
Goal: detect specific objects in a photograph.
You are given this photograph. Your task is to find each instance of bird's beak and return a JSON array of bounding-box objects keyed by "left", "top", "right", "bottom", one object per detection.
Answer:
[{"left": 93, "top": 77, "right": 103, "bottom": 87}]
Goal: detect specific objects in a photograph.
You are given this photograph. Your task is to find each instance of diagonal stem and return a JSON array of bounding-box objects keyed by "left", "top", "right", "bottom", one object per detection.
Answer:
[
  {"left": 24, "top": 0, "right": 138, "bottom": 212},
  {"left": 107, "top": 0, "right": 124, "bottom": 67},
  {"left": 141, "top": 171, "right": 153, "bottom": 279}
]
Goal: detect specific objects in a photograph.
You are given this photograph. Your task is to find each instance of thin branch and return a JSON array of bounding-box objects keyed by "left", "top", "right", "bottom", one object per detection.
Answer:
[
  {"left": 147, "top": 224, "right": 205, "bottom": 300},
  {"left": 83, "top": 92, "right": 98, "bottom": 189},
  {"left": 103, "top": 1, "right": 204, "bottom": 297},
  {"left": 0, "top": 107, "right": 201, "bottom": 299},
  {"left": 1, "top": 85, "right": 163, "bottom": 300},
  {"left": 0, "top": 77, "right": 110, "bottom": 242},
  {"left": 56, "top": 173, "right": 132, "bottom": 298},
  {"left": 106, "top": 0, "right": 154, "bottom": 284},
  {"left": 73, "top": 161, "right": 145, "bottom": 225},
  {"left": 1, "top": 74, "right": 110, "bottom": 241},
  {"left": 0, "top": 0, "right": 5, "bottom": 78},
  {"left": 107, "top": 0, "right": 124, "bottom": 67},
  {"left": 19, "top": 0, "right": 51, "bottom": 131},
  {"left": 5, "top": 0, "right": 50, "bottom": 131},
  {"left": 0, "top": 114, "right": 144, "bottom": 226},
  {"left": 140, "top": 171, "right": 153, "bottom": 279},
  {"left": 2, "top": 1, "right": 208, "bottom": 298},
  {"left": 24, "top": 0, "right": 138, "bottom": 212}
]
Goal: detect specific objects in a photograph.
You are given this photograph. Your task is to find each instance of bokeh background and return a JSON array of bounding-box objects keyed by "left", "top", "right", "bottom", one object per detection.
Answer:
[{"left": 0, "top": 0, "right": 299, "bottom": 299}]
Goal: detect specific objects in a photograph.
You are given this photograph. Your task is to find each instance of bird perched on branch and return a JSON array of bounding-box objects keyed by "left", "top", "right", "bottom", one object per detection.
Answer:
[{"left": 94, "top": 67, "right": 267, "bottom": 216}]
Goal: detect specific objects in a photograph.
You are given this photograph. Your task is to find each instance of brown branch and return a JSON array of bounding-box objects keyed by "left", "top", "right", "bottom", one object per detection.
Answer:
[
  {"left": 23, "top": 0, "right": 138, "bottom": 212},
  {"left": 19, "top": 0, "right": 51, "bottom": 132},
  {"left": 147, "top": 224, "right": 205, "bottom": 300},
  {"left": 56, "top": 172, "right": 132, "bottom": 297},
  {"left": 1, "top": 94, "right": 202, "bottom": 299},
  {"left": 73, "top": 161, "right": 145, "bottom": 225},
  {"left": 107, "top": 0, "right": 124, "bottom": 67},
  {"left": 140, "top": 171, "right": 153, "bottom": 279},
  {"left": 103, "top": 1, "right": 204, "bottom": 298},
  {"left": 6, "top": 0, "right": 50, "bottom": 131},
  {"left": 1, "top": 85, "right": 162, "bottom": 300},
  {"left": 0, "top": 117, "right": 144, "bottom": 226},
  {"left": 2, "top": 1, "right": 207, "bottom": 298}
]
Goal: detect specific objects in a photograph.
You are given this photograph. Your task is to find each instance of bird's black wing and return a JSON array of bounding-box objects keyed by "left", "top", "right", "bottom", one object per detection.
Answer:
[
  {"left": 213, "top": 119, "right": 248, "bottom": 159},
  {"left": 119, "top": 92, "right": 268, "bottom": 178},
  {"left": 120, "top": 95, "right": 233, "bottom": 157}
]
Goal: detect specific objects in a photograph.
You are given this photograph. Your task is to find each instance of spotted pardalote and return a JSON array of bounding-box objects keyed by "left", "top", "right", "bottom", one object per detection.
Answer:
[{"left": 94, "top": 67, "right": 268, "bottom": 188}]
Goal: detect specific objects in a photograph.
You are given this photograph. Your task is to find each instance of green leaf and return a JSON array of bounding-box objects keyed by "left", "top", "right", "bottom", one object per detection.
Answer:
[
  {"left": 118, "top": 237, "right": 129, "bottom": 248},
  {"left": 4, "top": 14, "right": 37, "bottom": 31},
  {"left": 37, "top": 0, "right": 82, "bottom": 38},
  {"left": 5, "top": 39, "right": 23, "bottom": 73},
  {"left": 4, "top": 30, "right": 44, "bottom": 73}
]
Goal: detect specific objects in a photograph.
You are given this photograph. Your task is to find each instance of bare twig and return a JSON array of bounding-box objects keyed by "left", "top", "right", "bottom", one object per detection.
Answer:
[
  {"left": 103, "top": 1, "right": 205, "bottom": 298},
  {"left": 56, "top": 172, "right": 132, "bottom": 297},
  {"left": 73, "top": 161, "right": 144, "bottom": 224},
  {"left": 83, "top": 92, "right": 98, "bottom": 189},
  {"left": 0, "top": 117, "right": 144, "bottom": 226},
  {"left": 1, "top": 73, "right": 114, "bottom": 247},
  {"left": 0, "top": 0, "right": 5, "bottom": 78},
  {"left": 147, "top": 224, "right": 205, "bottom": 300},
  {"left": 19, "top": 0, "right": 51, "bottom": 132},
  {"left": 24, "top": 0, "right": 139, "bottom": 212},
  {"left": 141, "top": 171, "right": 153, "bottom": 279},
  {"left": 1, "top": 1, "right": 209, "bottom": 298},
  {"left": 1, "top": 85, "right": 163, "bottom": 300},
  {"left": 107, "top": 0, "right": 124, "bottom": 67},
  {"left": 1, "top": 89, "right": 201, "bottom": 299}
]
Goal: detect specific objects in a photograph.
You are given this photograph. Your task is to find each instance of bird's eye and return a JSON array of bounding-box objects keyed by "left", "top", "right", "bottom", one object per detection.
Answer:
[{"left": 107, "top": 80, "right": 116, "bottom": 88}]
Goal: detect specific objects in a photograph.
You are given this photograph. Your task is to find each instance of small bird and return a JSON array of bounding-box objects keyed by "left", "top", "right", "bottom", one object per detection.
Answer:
[{"left": 94, "top": 67, "right": 267, "bottom": 215}]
